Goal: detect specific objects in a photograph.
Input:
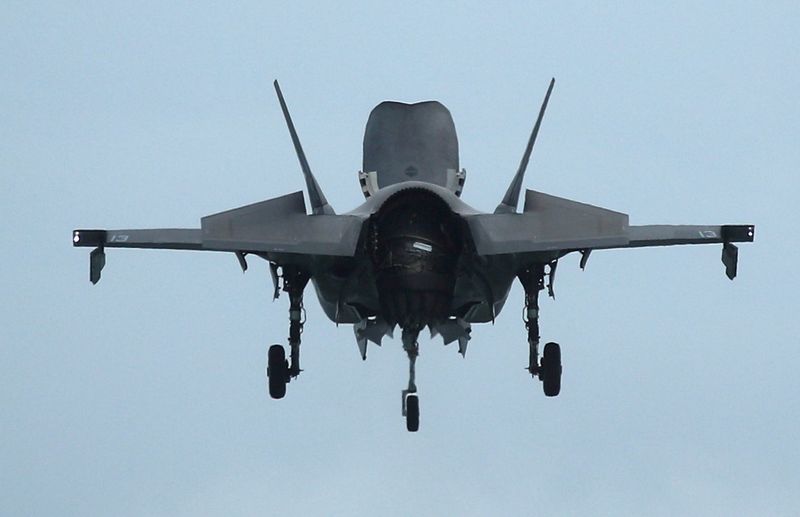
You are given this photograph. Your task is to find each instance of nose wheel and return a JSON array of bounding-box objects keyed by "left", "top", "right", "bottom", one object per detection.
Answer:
[{"left": 403, "top": 391, "right": 420, "bottom": 432}]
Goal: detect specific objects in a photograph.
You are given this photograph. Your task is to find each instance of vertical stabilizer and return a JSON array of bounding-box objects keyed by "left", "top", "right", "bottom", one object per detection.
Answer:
[
  {"left": 495, "top": 78, "right": 555, "bottom": 214},
  {"left": 273, "top": 80, "right": 335, "bottom": 215}
]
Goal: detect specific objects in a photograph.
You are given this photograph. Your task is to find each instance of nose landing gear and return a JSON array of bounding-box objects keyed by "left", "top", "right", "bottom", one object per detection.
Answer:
[
  {"left": 403, "top": 391, "right": 420, "bottom": 432},
  {"left": 401, "top": 327, "right": 421, "bottom": 432}
]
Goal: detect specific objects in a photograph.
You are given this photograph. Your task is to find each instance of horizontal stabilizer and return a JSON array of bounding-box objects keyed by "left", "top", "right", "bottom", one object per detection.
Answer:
[
  {"left": 469, "top": 190, "right": 629, "bottom": 255},
  {"left": 201, "top": 191, "right": 362, "bottom": 256}
]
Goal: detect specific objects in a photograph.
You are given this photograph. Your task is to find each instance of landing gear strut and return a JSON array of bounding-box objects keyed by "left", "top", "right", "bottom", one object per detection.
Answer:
[
  {"left": 519, "top": 263, "right": 562, "bottom": 397},
  {"left": 266, "top": 266, "right": 310, "bottom": 400},
  {"left": 401, "top": 326, "right": 421, "bottom": 432}
]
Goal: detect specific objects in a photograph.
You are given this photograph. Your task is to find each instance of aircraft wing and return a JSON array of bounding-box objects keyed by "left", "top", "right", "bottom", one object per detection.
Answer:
[
  {"left": 74, "top": 191, "right": 366, "bottom": 284},
  {"left": 597, "top": 223, "right": 754, "bottom": 280},
  {"left": 467, "top": 189, "right": 754, "bottom": 279},
  {"left": 73, "top": 228, "right": 204, "bottom": 250},
  {"left": 611, "top": 224, "right": 754, "bottom": 249}
]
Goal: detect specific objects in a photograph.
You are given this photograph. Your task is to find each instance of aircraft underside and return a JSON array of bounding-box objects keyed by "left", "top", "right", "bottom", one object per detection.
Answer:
[
  {"left": 268, "top": 262, "right": 561, "bottom": 433},
  {"left": 265, "top": 187, "right": 593, "bottom": 432}
]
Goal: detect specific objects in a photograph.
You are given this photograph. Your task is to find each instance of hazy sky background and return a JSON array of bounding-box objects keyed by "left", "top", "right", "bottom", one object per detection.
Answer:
[{"left": 2, "top": 2, "right": 798, "bottom": 515}]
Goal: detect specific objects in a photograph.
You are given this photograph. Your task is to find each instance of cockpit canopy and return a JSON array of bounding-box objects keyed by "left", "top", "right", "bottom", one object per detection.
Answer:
[{"left": 360, "top": 101, "right": 465, "bottom": 198}]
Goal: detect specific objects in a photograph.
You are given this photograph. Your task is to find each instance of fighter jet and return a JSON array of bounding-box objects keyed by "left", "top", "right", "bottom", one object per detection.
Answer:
[{"left": 74, "top": 79, "right": 754, "bottom": 432}]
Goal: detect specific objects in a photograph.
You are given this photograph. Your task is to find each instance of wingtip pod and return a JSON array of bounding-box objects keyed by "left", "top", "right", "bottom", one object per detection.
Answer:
[
  {"left": 721, "top": 224, "right": 755, "bottom": 280},
  {"left": 273, "top": 80, "right": 335, "bottom": 215},
  {"left": 89, "top": 246, "right": 105, "bottom": 284},
  {"left": 73, "top": 230, "right": 107, "bottom": 284},
  {"left": 722, "top": 242, "right": 738, "bottom": 280},
  {"left": 495, "top": 78, "right": 555, "bottom": 214}
]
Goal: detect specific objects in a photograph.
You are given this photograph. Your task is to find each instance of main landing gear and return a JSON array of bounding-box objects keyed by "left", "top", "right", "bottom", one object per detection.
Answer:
[
  {"left": 266, "top": 267, "right": 310, "bottom": 400},
  {"left": 519, "top": 264, "right": 562, "bottom": 397}
]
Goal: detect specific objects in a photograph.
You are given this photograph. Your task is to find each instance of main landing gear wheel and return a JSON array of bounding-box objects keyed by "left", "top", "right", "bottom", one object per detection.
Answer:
[
  {"left": 540, "top": 341, "right": 562, "bottom": 397},
  {"left": 404, "top": 393, "right": 420, "bottom": 432},
  {"left": 267, "top": 344, "right": 289, "bottom": 399}
]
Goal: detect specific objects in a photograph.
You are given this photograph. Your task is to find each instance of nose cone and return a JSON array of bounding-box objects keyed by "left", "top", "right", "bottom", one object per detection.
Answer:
[{"left": 363, "top": 101, "right": 459, "bottom": 189}]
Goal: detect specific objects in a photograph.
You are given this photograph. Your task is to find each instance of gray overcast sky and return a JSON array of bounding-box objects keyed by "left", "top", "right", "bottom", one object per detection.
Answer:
[{"left": 2, "top": 2, "right": 798, "bottom": 516}]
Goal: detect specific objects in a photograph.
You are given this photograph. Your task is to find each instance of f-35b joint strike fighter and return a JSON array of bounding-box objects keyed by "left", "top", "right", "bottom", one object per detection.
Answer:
[{"left": 74, "top": 79, "right": 755, "bottom": 432}]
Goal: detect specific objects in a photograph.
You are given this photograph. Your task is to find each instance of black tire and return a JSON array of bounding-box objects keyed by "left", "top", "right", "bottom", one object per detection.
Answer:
[
  {"left": 541, "top": 342, "right": 562, "bottom": 397},
  {"left": 268, "top": 344, "right": 288, "bottom": 399},
  {"left": 405, "top": 394, "right": 420, "bottom": 432}
]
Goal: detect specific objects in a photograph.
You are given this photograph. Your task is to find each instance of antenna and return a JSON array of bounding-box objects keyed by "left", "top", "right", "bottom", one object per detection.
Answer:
[
  {"left": 273, "top": 80, "right": 335, "bottom": 215},
  {"left": 495, "top": 78, "right": 555, "bottom": 214}
]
